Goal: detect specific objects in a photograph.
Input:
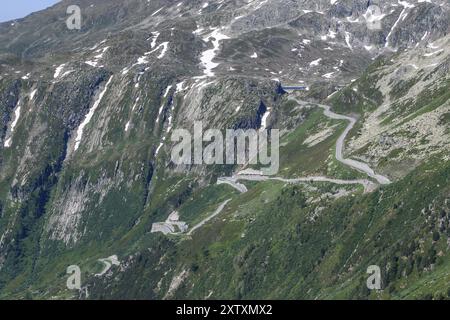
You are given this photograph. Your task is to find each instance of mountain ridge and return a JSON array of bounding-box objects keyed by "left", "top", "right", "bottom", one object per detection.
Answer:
[{"left": 0, "top": 0, "right": 449, "bottom": 299}]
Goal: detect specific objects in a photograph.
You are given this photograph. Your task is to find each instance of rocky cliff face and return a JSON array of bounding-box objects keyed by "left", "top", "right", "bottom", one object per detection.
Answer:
[{"left": 0, "top": 0, "right": 449, "bottom": 299}]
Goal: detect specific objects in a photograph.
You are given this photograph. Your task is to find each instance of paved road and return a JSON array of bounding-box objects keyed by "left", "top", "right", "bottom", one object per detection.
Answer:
[
  {"left": 187, "top": 199, "right": 232, "bottom": 235},
  {"left": 217, "top": 177, "right": 248, "bottom": 193},
  {"left": 309, "top": 99, "right": 391, "bottom": 185},
  {"left": 221, "top": 174, "right": 377, "bottom": 193},
  {"left": 95, "top": 255, "right": 120, "bottom": 277},
  {"left": 216, "top": 95, "right": 391, "bottom": 194},
  {"left": 189, "top": 95, "right": 392, "bottom": 236}
]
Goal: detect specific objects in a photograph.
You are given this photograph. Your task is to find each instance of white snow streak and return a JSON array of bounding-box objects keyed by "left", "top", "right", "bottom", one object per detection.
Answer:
[
  {"left": 54, "top": 64, "right": 66, "bottom": 79},
  {"left": 197, "top": 29, "right": 230, "bottom": 78},
  {"left": 4, "top": 100, "right": 22, "bottom": 148},
  {"left": 74, "top": 76, "right": 113, "bottom": 151},
  {"left": 309, "top": 58, "right": 322, "bottom": 66}
]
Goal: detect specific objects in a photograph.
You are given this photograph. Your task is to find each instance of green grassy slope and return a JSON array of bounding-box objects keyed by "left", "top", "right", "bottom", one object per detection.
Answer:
[{"left": 82, "top": 155, "right": 449, "bottom": 300}]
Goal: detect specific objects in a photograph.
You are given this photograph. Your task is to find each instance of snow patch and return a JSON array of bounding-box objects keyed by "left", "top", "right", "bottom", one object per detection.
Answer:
[
  {"left": 309, "top": 58, "right": 322, "bottom": 66},
  {"left": 164, "top": 85, "right": 173, "bottom": 98},
  {"left": 4, "top": 100, "right": 22, "bottom": 148},
  {"left": 363, "top": 7, "right": 387, "bottom": 23},
  {"left": 385, "top": 1, "right": 413, "bottom": 48},
  {"left": 260, "top": 109, "right": 271, "bottom": 130},
  {"left": 54, "top": 64, "right": 66, "bottom": 79},
  {"left": 150, "top": 31, "right": 160, "bottom": 48},
  {"left": 155, "top": 142, "right": 164, "bottom": 156},
  {"left": 322, "top": 72, "right": 335, "bottom": 79},
  {"left": 149, "top": 42, "right": 169, "bottom": 59},
  {"left": 151, "top": 7, "right": 164, "bottom": 16},
  {"left": 344, "top": 32, "right": 353, "bottom": 50},
  {"left": 30, "top": 89, "right": 37, "bottom": 101},
  {"left": 74, "top": 76, "right": 113, "bottom": 151},
  {"left": 197, "top": 29, "right": 230, "bottom": 78},
  {"left": 176, "top": 81, "right": 185, "bottom": 93}
]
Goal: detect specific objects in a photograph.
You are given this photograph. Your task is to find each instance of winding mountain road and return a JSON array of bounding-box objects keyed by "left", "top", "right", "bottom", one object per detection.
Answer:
[
  {"left": 192, "top": 94, "right": 391, "bottom": 236},
  {"left": 217, "top": 95, "right": 391, "bottom": 193},
  {"left": 95, "top": 255, "right": 120, "bottom": 277},
  {"left": 220, "top": 174, "right": 377, "bottom": 193},
  {"left": 187, "top": 199, "right": 232, "bottom": 235},
  {"left": 297, "top": 98, "right": 391, "bottom": 185}
]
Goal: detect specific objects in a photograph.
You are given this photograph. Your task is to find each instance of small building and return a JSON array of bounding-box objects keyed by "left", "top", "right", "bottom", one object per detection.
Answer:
[
  {"left": 151, "top": 211, "right": 189, "bottom": 235},
  {"left": 281, "top": 85, "right": 309, "bottom": 92}
]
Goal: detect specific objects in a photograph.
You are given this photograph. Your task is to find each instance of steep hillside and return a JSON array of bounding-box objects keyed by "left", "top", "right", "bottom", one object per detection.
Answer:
[{"left": 0, "top": 0, "right": 448, "bottom": 300}]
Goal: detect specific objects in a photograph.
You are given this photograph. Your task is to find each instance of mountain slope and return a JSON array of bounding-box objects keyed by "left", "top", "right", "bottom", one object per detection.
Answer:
[{"left": 0, "top": 0, "right": 449, "bottom": 299}]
